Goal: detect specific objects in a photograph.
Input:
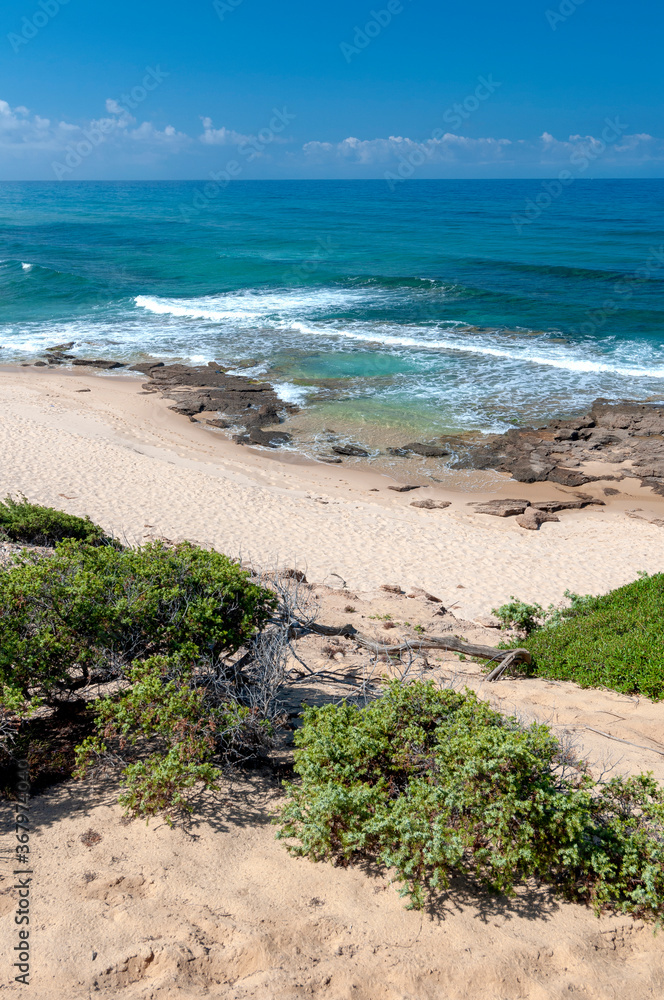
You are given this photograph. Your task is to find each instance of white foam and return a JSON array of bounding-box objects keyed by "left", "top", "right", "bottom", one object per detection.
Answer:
[
  {"left": 134, "top": 287, "right": 370, "bottom": 324},
  {"left": 278, "top": 322, "right": 664, "bottom": 380},
  {"left": 21, "top": 262, "right": 33, "bottom": 272},
  {"left": 272, "top": 382, "right": 310, "bottom": 405}
]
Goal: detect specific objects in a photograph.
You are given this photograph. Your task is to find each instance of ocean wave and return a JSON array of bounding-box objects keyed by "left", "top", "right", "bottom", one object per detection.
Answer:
[
  {"left": 134, "top": 288, "right": 376, "bottom": 322},
  {"left": 285, "top": 322, "right": 664, "bottom": 379}
]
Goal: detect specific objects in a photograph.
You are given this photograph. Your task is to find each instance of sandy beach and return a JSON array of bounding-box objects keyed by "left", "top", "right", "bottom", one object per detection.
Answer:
[
  {"left": 1, "top": 366, "right": 664, "bottom": 620},
  {"left": 2, "top": 366, "right": 664, "bottom": 999}
]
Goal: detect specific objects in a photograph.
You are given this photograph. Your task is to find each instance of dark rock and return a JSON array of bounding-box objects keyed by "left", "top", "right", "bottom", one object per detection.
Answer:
[
  {"left": 318, "top": 456, "right": 343, "bottom": 464},
  {"left": 546, "top": 467, "right": 596, "bottom": 487},
  {"left": 507, "top": 460, "right": 554, "bottom": 483},
  {"left": 332, "top": 444, "right": 369, "bottom": 457},
  {"left": 603, "top": 487, "right": 620, "bottom": 496},
  {"left": 71, "top": 359, "right": 126, "bottom": 369},
  {"left": 389, "top": 442, "right": 450, "bottom": 458},
  {"left": 410, "top": 499, "right": 451, "bottom": 509},
  {"left": 387, "top": 485, "right": 421, "bottom": 492},
  {"left": 206, "top": 418, "right": 231, "bottom": 428},
  {"left": 169, "top": 400, "right": 204, "bottom": 416},
  {"left": 46, "top": 341, "right": 75, "bottom": 352},
  {"left": 248, "top": 428, "right": 291, "bottom": 448},
  {"left": 33, "top": 361, "right": 47, "bottom": 366},
  {"left": 380, "top": 584, "right": 404, "bottom": 594},
  {"left": 130, "top": 362, "right": 165, "bottom": 374}
]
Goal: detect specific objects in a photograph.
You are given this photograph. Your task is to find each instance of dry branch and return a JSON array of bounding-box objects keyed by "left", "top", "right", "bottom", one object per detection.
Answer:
[{"left": 292, "top": 621, "right": 531, "bottom": 679}]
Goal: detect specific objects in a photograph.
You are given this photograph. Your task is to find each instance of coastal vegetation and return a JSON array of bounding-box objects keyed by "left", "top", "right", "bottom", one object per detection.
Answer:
[
  {"left": 1, "top": 500, "right": 663, "bottom": 919},
  {"left": 494, "top": 574, "right": 664, "bottom": 700},
  {"left": 0, "top": 493, "right": 112, "bottom": 546},
  {"left": 277, "top": 681, "right": 664, "bottom": 918}
]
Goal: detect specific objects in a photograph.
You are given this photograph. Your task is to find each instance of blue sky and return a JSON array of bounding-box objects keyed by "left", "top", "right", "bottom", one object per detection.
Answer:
[{"left": 1, "top": 0, "right": 662, "bottom": 179}]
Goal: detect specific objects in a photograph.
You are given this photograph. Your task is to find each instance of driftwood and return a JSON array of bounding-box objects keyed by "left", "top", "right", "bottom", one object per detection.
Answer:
[{"left": 292, "top": 621, "right": 530, "bottom": 680}]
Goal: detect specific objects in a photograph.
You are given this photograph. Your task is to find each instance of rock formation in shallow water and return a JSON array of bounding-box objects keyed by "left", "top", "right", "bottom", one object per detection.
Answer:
[
  {"left": 448, "top": 399, "right": 664, "bottom": 494},
  {"left": 132, "top": 361, "right": 297, "bottom": 446}
]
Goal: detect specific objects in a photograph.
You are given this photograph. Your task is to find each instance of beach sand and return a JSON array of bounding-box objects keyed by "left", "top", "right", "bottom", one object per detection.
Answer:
[
  {"left": 2, "top": 366, "right": 664, "bottom": 999},
  {"left": 1, "top": 367, "right": 664, "bottom": 619}
]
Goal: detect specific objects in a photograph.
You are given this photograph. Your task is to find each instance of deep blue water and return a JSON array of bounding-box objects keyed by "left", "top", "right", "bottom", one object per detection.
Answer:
[{"left": 1, "top": 179, "right": 663, "bottom": 436}]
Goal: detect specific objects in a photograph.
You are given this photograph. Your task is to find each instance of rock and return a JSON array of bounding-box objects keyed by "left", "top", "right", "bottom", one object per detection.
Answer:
[
  {"left": 169, "top": 401, "right": 204, "bottom": 416},
  {"left": 507, "top": 460, "right": 554, "bottom": 483},
  {"left": 515, "top": 507, "right": 560, "bottom": 530},
  {"left": 206, "top": 418, "right": 231, "bottom": 428},
  {"left": 75, "top": 389, "right": 91, "bottom": 393},
  {"left": 130, "top": 362, "right": 165, "bottom": 374},
  {"left": 248, "top": 428, "right": 291, "bottom": 448},
  {"left": 332, "top": 444, "right": 369, "bottom": 457},
  {"left": 318, "top": 456, "right": 343, "bottom": 464},
  {"left": 406, "top": 587, "right": 443, "bottom": 603},
  {"left": 604, "top": 487, "right": 620, "bottom": 496},
  {"left": 530, "top": 498, "right": 604, "bottom": 513},
  {"left": 554, "top": 429, "right": 579, "bottom": 441},
  {"left": 33, "top": 361, "right": 47, "bottom": 366},
  {"left": 380, "top": 584, "right": 404, "bottom": 594},
  {"left": 410, "top": 499, "right": 451, "bottom": 509},
  {"left": 470, "top": 499, "right": 530, "bottom": 517},
  {"left": 71, "top": 359, "right": 126, "bottom": 369},
  {"left": 389, "top": 442, "right": 450, "bottom": 458},
  {"left": 46, "top": 341, "right": 75, "bottom": 352},
  {"left": 546, "top": 467, "right": 596, "bottom": 487},
  {"left": 387, "top": 485, "right": 421, "bottom": 492}
]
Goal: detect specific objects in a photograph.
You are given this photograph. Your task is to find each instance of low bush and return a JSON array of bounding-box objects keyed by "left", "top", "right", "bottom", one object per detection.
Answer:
[
  {"left": 75, "top": 653, "right": 273, "bottom": 822},
  {"left": 0, "top": 538, "right": 276, "bottom": 713},
  {"left": 277, "top": 681, "right": 664, "bottom": 918},
  {"left": 0, "top": 495, "right": 110, "bottom": 546},
  {"left": 0, "top": 539, "right": 278, "bottom": 818},
  {"left": 497, "top": 574, "right": 664, "bottom": 699}
]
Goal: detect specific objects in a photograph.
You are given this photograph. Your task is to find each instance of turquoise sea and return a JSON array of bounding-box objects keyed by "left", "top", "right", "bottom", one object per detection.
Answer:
[{"left": 1, "top": 179, "right": 663, "bottom": 440}]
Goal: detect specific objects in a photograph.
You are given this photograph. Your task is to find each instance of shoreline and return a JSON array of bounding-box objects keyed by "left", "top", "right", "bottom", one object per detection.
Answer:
[{"left": 2, "top": 364, "right": 664, "bottom": 619}]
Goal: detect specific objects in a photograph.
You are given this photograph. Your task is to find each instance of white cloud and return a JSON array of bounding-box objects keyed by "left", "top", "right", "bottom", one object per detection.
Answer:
[
  {"left": 301, "top": 129, "right": 664, "bottom": 172},
  {"left": 199, "top": 117, "right": 253, "bottom": 146},
  {"left": 0, "top": 98, "right": 190, "bottom": 162}
]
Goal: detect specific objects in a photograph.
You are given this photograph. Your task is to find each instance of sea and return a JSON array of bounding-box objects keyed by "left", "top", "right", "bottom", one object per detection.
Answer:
[{"left": 1, "top": 179, "right": 663, "bottom": 447}]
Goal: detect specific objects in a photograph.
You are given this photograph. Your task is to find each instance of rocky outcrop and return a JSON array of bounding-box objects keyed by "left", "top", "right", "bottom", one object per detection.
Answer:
[
  {"left": 388, "top": 442, "right": 450, "bottom": 458},
  {"left": 449, "top": 399, "right": 664, "bottom": 495},
  {"left": 409, "top": 499, "right": 451, "bottom": 509},
  {"left": 133, "top": 361, "right": 298, "bottom": 447},
  {"left": 515, "top": 508, "right": 560, "bottom": 531}
]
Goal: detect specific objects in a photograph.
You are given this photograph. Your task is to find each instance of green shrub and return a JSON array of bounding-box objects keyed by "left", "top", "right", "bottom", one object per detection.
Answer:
[
  {"left": 492, "top": 597, "right": 546, "bottom": 634},
  {"left": 0, "top": 495, "right": 110, "bottom": 546},
  {"left": 508, "top": 574, "right": 664, "bottom": 699},
  {"left": 277, "top": 681, "right": 664, "bottom": 917},
  {"left": 75, "top": 653, "right": 271, "bottom": 822},
  {"left": 0, "top": 539, "right": 276, "bottom": 713}
]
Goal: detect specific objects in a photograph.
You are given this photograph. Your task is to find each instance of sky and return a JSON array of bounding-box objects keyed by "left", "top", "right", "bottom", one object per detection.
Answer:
[{"left": 0, "top": 0, "right": 662, "bottom": 180}]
